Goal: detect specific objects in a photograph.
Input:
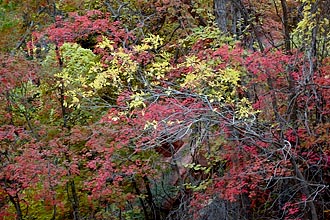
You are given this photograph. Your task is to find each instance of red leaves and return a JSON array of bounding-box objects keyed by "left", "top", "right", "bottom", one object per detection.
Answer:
[
  {"left": 245, "top": 50, "right": 290, "bottom": 82},
  {"left": 213, "top": 44, "right": 244, "bottom": 67},
  {"left": 0, "top": 129, "right": 44, "bottom": 200},
  {"left": 0, "top": 125, "right": 17, "bottom": 142},
  {"left": 0, "top": 53, "right": 38, "bottom": 94},
  {"left": 282, "top": 202, "right": 301, "bottom": 219},
  {"left": 2, "top": 4, "right": 330, "bottom": 218},
  {"left": 34, "top": 10, "right": 133, "bottom": 49}
]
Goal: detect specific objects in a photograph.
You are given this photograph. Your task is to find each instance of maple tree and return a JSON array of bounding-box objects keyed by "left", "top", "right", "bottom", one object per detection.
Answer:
[{"left": 1, "top": 0, "right": 330, "bottom": 220}]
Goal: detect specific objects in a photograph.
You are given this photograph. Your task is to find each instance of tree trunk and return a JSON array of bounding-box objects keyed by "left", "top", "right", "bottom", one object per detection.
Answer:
[
  {"left": 280, "top": 0, "right": 291, "bottom": 52},
  {"left": 214, "top": 0, "right": 228, "bottom": 33},
  {"left": 9, "top": 194, "right": 23, "bottom": 220},
  {"left": 69, "top": 180, "right": 80, "bottom": 220}
]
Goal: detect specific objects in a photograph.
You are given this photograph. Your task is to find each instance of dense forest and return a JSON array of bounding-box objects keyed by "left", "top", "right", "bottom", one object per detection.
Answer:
[{"left": 1, "top": 0, "right": 330, "bottom": 219}]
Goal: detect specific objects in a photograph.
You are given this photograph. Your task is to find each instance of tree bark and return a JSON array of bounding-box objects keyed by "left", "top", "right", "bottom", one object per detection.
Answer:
[
  {"left": 290, "top": 157, "right": 318, "bottom": 220},
  {"left": 214, "top": 0, "right": 228, "bottom": 33},
  {"left": 67, "top": 180, "right": 80, "bottom": 220},
  {"left": 231, "top": 0, "right": 264, "bottom": 51},
  {"left": 9, "top": 194, "right": 23, "bottom": 220},
  {"left": 280, "top": 0, "right": 291, "bottom": 52}
]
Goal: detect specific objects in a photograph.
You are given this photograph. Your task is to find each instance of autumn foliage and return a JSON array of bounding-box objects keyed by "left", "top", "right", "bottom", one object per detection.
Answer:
[{"left": 1, "top": 0, "right": 330, "bottom": 219}]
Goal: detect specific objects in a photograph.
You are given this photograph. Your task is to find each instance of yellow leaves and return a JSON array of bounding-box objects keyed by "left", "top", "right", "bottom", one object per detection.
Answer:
[
  {"left": 177, "top": 54, "right": 256, "bottom": 120},
  {"left": 133, "top": 34, "right": 163, "bottom": 52},
  {"left": 180, "top": 55, "right": 241, "bottom": 103},
  {"left": 319, "top": 18, "right": 330, "bottom": 34},
  {"left": 148, "top": 61, "right": 169, "bottom": 80},
  {"left": 221, "top": 68, "right": 240, "bottom": 86},
  {"left": 143, "top": 120, "right": 158, "bottom": 130},
  {"left": 184, "top": 162, "right": 208, "bottom": 171},
  {"left": 129, "top": 92, "right": 146, "bottom": 109},
  {"left": 49, "top": 34, "right": 173, "bottom": 111},
  {"left": 90, "top": 68, "right": 110, "bottom": 90},
  {"left": 129, "top": 34, "right": 164, "bottom": 54},
  {"left": 235, "top": 98, "right": 254, "bottom": 119},
  {"left": 72, "top": 96, "right": 80, "bottom": 104},
  {"left": 301, "top": 0, "right": 316, "bottom": 3},
  {"left": 141, "top": 34, "right": 163, "bottom": 49},
  {"left": 183, "top": 161, "right": 213, "bottom": 191},
  {"left": 181, "top": 55, "right": 214, "bottom": 90},
  {"left": 97, "top": 36, "right": 115, "bottom": 51},
  {"left": 88, "top": 45, "right": 140, "bottom": 95},
  {"left": 92, "top": 34, "right": 172, "bottom": 95},
  {"left": 293, "top": 0, "right": 329, "bottom": 48},
  {"left": 133, "top": 44, "right": 151, "bottom": 52},
  {"left": 133, "top": 35, "right": 173, "bottom": 84},
  {"left": 147, "top": 51, "right": 172, "bottom": 81},
  {"left": 185, "top": 55, "right": 199, "bottom": 66},
  {"left": 182, "top": 73, "right": 198, "bottom": 88},
  {"left": 184, "top": 178, "right": 212, "bottom": 191}
]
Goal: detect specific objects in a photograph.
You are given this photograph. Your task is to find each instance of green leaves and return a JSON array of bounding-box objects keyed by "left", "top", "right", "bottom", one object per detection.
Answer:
[
  {"left": 180, "top": 24, "right": 235, "bottom": 49},
  {"left": 43, "top": 43, "right": 99, "bottom": 108}
]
